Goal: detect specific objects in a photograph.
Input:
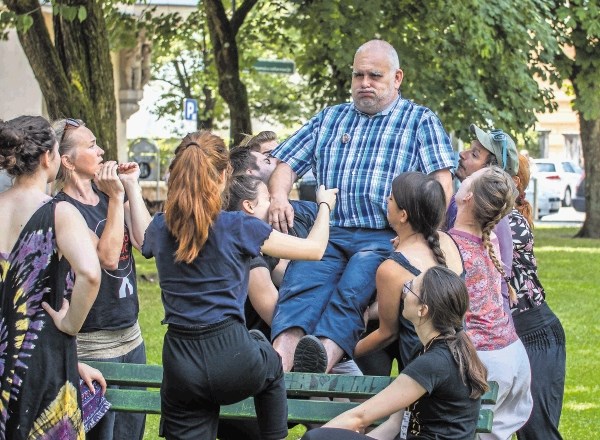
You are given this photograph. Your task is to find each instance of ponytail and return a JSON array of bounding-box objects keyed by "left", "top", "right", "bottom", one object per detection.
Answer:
[
  {"left": 420, "top": 267, "right": 489, "bottom": 399},
  {"left": 165, "top": 132, "right": 230, "bottom": 263}
]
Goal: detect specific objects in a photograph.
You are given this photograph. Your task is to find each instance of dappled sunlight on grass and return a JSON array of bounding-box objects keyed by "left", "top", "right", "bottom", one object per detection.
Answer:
[{"left": 537, "top": 246, "right": 600, "bottom": 253}]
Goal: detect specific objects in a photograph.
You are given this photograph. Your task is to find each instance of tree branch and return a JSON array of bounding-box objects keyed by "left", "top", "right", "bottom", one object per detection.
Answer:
[
  {"left": 231, "top": 0, "right": 258, "bottom": 35},
  {"left": 3, "top": 0, "right": 72, "bottom": 118}
]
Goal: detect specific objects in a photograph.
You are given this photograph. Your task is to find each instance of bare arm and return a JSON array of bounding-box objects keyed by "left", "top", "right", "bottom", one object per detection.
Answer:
[
  {"left": 323, "top": 373, "right": 426, "bottom": 433},
  {"left": 354, "top": 260, "right": 403, "bottom": 358},
  {"left": 120, "top": 162, "right": 151, "bottom": 251},
  {"left": 78, "top": 362, "right": 107, "bottom": 394},
  {"left": 42, "top": 202, "right": 101, "bottom": 336},
  {"left": 366, "top": 411, "right": 405, "bottom": 440},
  {"left": 261, "top": 185, "right": 337, "bottom": 260},
  {"left": 93, "top": 161, "right": 125, "bottom": 270},
  {"left": 268, "top": 162, "right": 298, "bottom": 233},
  {"left": 248, "top": 267, "right": 279, "bottom": 325},
  {"left": 430, "top": 168, "right": 453, "bottom": 207}
]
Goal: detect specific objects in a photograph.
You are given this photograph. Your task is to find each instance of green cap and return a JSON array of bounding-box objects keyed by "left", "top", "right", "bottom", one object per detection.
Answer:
[{"left": 470, "top": 124, "right": 518, "bottom": 176}]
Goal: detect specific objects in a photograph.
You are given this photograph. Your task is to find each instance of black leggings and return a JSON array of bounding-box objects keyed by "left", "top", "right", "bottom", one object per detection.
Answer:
[{"left": 159, "top": 318, "right": 287, "bottom": 440}]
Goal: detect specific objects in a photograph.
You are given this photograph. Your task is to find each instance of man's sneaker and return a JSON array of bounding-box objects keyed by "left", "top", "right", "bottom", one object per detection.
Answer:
[
  {"left": 293, "top": 335, "right": 328, "bottom": 373},
  {"left": 248, "top": 329, "right": 270, "bottom": 344}
]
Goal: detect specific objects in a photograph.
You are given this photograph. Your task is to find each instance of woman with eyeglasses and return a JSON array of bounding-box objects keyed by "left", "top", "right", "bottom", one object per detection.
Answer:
[
  {"left": 0, "top": 116, "right": 101, "bottom": 439},
  {"left": 353, "top": 172, "right": 464, "bottom": 373},
  {"left": 53, "top": 118, "right": 151, "bottom": 440},
  {"left": 301, "top": 266, "right": 488, "bottom": 440},
  {"left": 510, "top": 154, "right": 565, "bottom": 440},
  {"left": 141, "top": 131, "right": 337, "bottom": 440},
  {"left": 449, "top": 166, "right": 533, "bottom": 439}
]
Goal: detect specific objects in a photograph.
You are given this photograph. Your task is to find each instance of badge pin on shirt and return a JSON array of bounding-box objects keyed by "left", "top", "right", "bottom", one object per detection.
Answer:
[{"left": 341, "top": 133, "right": 351, "bottom": 144}]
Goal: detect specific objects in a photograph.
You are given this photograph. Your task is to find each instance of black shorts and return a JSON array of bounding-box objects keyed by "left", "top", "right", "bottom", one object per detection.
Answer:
[{"left": 159, "top": 318, "right": 288, "bottom": 440}]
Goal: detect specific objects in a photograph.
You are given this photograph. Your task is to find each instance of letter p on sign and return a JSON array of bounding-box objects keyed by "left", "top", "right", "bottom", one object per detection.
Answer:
[{"left": 183, "top": 98, "right": 198, "bottom": 121}]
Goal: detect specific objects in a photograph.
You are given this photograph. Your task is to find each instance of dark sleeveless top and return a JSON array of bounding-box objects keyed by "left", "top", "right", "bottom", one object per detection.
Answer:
[
  {"left": 0, "top": 201, "right": 83, "bottom": 439},
  {"left": 55, "top": 187, "right": 138, "bottom": 332},
  {"left": 386, "top": 234, "right": 465, "bottom": 367}
]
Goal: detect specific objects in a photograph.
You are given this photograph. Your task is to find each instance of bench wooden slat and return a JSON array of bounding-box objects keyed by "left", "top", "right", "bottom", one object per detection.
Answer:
[
  {"left": 102, "top": 389, "right": 493, "bottom": 433},
  {"left": 88, "top": 362, "right": 498, "bottom": 404}
]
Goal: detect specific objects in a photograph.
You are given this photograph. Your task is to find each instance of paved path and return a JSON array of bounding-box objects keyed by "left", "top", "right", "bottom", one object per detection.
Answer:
[{"left": 536, "top": 207, "right": 585, "bottom": 227}]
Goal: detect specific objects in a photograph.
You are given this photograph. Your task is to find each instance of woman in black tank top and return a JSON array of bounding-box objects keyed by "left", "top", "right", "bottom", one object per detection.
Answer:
[{"left": 354, "top": 172, "right": 464, "bottom": 369}]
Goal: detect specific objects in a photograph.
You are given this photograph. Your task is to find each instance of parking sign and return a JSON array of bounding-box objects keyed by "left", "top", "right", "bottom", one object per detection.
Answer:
[{"left": 183, "top": 98, "right": 198, "bottom": 121}]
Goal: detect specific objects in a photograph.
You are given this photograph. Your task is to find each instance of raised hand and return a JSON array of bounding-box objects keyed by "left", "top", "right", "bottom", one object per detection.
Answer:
[
  {"left": 94, "top": 161, "right": 125, "bottom": 199},
  {"left": 117, "top": 161, "right": 141, "bottom": 183}
]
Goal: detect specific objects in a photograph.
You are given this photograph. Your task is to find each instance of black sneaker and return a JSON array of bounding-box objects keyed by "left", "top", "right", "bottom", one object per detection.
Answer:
[
  {"left": 248, "top": 329, "right": 270, "bottom": 344},
  {"left": 293, "top": 335, "right": 328, "bottom": 373}
]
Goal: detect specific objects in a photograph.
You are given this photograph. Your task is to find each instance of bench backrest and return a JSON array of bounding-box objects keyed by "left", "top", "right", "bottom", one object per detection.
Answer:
[{"left": 86, "top": 362, "right": 497, "bottom": 432}]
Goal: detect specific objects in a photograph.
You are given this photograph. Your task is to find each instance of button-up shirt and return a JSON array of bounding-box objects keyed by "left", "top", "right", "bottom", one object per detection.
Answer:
[{"left": 272, "top": 96, "right": 454, "bottom": 229}]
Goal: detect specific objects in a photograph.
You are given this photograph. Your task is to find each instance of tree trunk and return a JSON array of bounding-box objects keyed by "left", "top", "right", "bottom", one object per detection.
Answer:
[
  {"left": 5, "top": 0, "right": 118, "bottom": 160},
  {"left": 203, "top": 0, "right": 255, "bottom": 145},
  {"left": 575, "top": 116, "right": 600, "bottom": 238}
]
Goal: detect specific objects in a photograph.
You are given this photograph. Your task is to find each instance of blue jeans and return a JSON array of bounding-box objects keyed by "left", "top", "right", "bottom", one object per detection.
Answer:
[
  {"left": 271, "top": 227, "right": 394, "bottom": 357},
  {"left": 84, "top": 341, "right": 147, "bottom": 440}
]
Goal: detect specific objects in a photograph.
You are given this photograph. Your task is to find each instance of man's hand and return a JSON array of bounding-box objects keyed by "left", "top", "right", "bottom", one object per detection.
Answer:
[{"left": 269, "top": 196, "right": 294, "bottom": 233}]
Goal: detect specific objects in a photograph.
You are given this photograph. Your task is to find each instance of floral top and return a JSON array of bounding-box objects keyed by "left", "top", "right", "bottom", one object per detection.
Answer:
[
  {"left": 509, "top": 209, "right": 546, "bottom": 313},
  {"left": 449, "top": 229, "right": 518, "bottom": 351}
]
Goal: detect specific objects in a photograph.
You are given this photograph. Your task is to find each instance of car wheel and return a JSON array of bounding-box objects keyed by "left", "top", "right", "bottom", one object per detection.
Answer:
[{"left": 563, "top": 187, "right": 572, "bottom": 207}]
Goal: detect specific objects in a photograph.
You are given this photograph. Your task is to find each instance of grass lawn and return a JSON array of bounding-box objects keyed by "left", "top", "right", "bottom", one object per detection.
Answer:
[{"left": 135, "top": 226, "right": 600, "bottom": 439}]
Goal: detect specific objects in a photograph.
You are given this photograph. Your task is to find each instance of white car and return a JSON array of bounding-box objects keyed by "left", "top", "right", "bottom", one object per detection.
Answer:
[
  {"left": 526, "top": 177, "right": 561, "bottom": 219},
  {"left": 531, "top": 159, "right": 583, "bottom": 207}
]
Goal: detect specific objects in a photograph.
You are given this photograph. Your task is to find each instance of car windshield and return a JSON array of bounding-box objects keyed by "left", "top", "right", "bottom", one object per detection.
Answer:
[{"left": 536, "top": 163, "right": 556, "bottom": 172}]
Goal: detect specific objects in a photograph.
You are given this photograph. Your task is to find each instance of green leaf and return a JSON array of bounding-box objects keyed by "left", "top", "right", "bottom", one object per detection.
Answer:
[
  {"left": 78, "top": 6, "right": 88, "bottom": 23},
  {"left": 62, "top": 6, "right": 78, "bottom": 22},
  {"left": 19, "top": 14, "right": 34, "bottom": 33}
]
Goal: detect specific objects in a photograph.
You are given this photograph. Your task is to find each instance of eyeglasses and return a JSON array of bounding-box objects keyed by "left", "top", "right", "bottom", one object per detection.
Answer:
[
  {"left": 490, "top": 129, "right": 508, "bottom": 172},
  {"left": 60, "top": 118, "right": 81, "bottom": 143},
  {"left": 402, "top": 280, "right": 421, "bottom": 302}
]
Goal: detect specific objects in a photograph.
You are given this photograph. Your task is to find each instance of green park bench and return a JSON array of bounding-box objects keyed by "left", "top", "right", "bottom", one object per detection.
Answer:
[{"left": 86, "top": 361, "right": 498, "bottom": 433}]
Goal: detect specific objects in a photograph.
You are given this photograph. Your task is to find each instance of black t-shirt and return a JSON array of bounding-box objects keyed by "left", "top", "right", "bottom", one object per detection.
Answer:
[
  {"left": 244, "top": 254, "right": 279, "bottom": 338},
  {"left": 289, "top": 200, "right": 317, "bottom": 238},
  {"left": 55, "top": 187, "right": 138, "bottom": 332},
  {"left": 400, "top": 339, "right": 480, "bottom": 440},
  {"left": 142, "top": 211, "right": 272, "bottom": 326}
]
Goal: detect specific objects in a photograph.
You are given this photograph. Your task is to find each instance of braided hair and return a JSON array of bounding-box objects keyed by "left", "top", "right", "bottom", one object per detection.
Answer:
[
  {"left": 0, "top": 116, "right": 56, "bottom": 177},
  {"left": 471, "top": 166, "right": 518, "bottom": 302},
  {"left": 391, "top": 172, "right": 447, "bottom": 266}
]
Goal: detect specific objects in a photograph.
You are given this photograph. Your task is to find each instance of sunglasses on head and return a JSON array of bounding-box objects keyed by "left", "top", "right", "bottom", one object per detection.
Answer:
[
  {"left": 490, "top": 129, "right": 508, "bottom": 172},
  {"left": 61, "top": 118, "right": 82, "bottom": 143}
]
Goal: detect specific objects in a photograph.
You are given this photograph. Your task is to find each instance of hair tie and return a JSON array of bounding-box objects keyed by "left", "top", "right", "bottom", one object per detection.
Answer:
[{"left": 186, "top": 142, "right": 201, "bottom": 148}]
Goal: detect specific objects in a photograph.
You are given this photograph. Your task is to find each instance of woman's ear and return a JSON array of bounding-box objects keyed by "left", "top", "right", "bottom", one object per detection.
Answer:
[
  {"left": 241, "top": 199, "right": 254, "bottom": 215},
  {"left": 61, "top": 154, "right": 74, "bottom": 170},
  {"left": 40, "top": 150, "right": 52, "bottom": 168},
  {"left": 462, "top": 191, "right": 474, "bottom": 203}
]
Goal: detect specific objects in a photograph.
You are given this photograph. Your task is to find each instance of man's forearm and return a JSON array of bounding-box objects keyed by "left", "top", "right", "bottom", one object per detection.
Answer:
[{"left": 268, "top": 162, "right": 297, "bottom": 200}]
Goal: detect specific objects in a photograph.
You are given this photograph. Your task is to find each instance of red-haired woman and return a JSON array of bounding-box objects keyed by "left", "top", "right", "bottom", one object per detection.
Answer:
[
  {"left": 141, "top": 131, "right": 337, "bottom": 440},
  {"left": 510, "top": 154, "right": 565, "bottom": 440}
]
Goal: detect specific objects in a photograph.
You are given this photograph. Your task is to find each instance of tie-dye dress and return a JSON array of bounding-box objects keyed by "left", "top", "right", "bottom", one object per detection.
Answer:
[{"left": 0, "top": 201, "right": 84, "bottom": 440}]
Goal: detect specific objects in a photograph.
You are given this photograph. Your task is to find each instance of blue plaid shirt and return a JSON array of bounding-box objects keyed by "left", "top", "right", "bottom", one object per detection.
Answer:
[{"left": 272, "top": 96, "right": 454, "bottom": 229}]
